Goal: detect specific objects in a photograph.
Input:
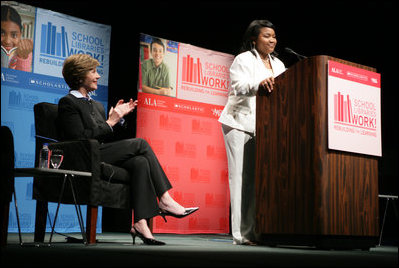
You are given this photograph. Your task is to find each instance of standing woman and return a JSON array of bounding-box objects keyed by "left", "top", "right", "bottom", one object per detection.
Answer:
[
  {"left": 58, "top": 54, "right": 198, "bottom": 245},
  {"left": 218, "top": 20, "right": 286, "bottom": 245}
]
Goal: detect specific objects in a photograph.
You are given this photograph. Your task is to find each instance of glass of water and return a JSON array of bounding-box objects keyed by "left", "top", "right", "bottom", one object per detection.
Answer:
[{"left": 50, "top": 149, "right": 64, "bottom": 169}]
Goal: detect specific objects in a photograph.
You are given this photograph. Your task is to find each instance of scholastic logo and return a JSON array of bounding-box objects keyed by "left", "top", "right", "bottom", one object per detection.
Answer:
[
  {"left": 174, "top": 103, "right": 204, "bottom": 113},
  {"left": 334, "top": 91, "right": 377, "bottom": 136}
]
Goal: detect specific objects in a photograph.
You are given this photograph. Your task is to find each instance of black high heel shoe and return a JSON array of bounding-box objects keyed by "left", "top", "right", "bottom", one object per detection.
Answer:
[
  {"left": 160, "top": 207, "right": 199, "bottom": 222},
  {"left": 130, "top": 227, "right": 165, "bottom": 245}
]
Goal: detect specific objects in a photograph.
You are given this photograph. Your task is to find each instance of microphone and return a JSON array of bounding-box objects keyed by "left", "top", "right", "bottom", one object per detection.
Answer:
[{"left": 284, "top": 47, "right": 307, "bottom": 60}]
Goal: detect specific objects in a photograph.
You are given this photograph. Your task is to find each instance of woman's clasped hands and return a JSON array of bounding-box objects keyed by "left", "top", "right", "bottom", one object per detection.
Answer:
[{"left": 107, "top": 99, "right": 138, "bottom": 127}]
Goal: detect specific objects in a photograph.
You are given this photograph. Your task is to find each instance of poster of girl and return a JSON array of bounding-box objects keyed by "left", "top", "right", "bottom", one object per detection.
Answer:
[{"left": 1, "top": 3, "right": 35, "bottom": 72}]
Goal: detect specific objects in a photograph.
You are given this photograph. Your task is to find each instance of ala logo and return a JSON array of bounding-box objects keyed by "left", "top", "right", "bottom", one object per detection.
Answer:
[
  {"left": 331, "top": 67, "right": 343, "bottom": 75},
  {"left": 144, "top": 97, "right": 157, "bottom": 107}
]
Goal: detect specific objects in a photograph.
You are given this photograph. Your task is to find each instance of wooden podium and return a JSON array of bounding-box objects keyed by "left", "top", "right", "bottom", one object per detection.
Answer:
[{"left": 255, "top": 55, "right": 379, "bottom": 249}]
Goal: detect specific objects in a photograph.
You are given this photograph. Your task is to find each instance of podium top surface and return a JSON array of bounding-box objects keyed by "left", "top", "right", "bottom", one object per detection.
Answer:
[{"left": 298, "top": 55, "right": 376, "bottom": 72}]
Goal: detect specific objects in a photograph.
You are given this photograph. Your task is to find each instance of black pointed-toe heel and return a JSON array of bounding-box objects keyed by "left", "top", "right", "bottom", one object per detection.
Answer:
[
  {"left": 130, "top": 231, "right": 137, "bottom": 244},
  {"left": 130, "top": 227, "right": 165, "bottom": 245},
  {"left": 160, "top": 207, "right": 199, "bottom": 222}
]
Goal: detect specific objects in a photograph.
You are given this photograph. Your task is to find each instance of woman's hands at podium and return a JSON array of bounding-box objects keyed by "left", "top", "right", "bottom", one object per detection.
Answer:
[{"left": 260, "top": 77, "right": 275, "bottom": 93}]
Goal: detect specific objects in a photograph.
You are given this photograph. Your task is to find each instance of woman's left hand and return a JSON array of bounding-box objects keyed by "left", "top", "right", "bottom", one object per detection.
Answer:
[
  {"left": 259, "top": 77, "right": 275, "bottom": 93},
  {"left": 114, "top": 99, "right": 138, "bottom": 117},
  {"left": 107, "top": 99, "right": 138, "bottom": 127}
]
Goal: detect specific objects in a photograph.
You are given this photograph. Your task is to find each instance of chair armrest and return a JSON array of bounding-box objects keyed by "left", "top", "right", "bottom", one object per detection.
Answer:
[
  {"left": 45, "top": 139, "right": 130, "bottom": 208},
  {"left": 32, "top": 140, "right": 101, "bottom": 205},
  {"left": 48, "top": 139, "right": 100, "bottom": 173}
]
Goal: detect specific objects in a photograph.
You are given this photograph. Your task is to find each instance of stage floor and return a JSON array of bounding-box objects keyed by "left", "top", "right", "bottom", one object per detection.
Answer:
[{"left": 1, "top": 233, "right": 397, "bottom": 267}]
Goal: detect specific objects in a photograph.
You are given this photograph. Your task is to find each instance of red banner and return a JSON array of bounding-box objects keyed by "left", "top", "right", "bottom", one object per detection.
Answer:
[{"left": 136, "top": 34, "right": 234, "bottom": 233}]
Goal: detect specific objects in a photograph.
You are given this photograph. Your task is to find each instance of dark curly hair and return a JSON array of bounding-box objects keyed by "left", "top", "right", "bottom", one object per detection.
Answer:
[{"left": 239, "top": 19, "right": 278, "bottom": 57}]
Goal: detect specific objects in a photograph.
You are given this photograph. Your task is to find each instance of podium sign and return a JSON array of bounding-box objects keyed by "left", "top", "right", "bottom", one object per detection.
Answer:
[{"left": 328, "top": 60, "right": 381, "bottom": 156}]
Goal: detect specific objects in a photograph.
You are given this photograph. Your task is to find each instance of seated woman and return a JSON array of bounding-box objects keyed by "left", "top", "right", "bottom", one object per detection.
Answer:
[{"left": 58, "top": 54, "right": 198, "bottom": 245}]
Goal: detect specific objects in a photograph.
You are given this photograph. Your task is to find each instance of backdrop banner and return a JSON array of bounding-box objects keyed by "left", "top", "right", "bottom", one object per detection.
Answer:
[
  {"left": 1, "top": 1, "right": 111, "bottom": 233},
  {"left": 137, "top": 33, "right": 234, "bottom": 233}
]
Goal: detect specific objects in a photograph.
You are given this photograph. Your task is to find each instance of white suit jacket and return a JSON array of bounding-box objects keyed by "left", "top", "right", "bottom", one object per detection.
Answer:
[{"left": 218, "top": 49, "right": 286, "bottom": 134}]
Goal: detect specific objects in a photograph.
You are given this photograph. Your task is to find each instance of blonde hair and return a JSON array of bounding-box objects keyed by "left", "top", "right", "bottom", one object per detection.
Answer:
[{"left": 62, "top": 54, "right": 99, "bottom": 90}]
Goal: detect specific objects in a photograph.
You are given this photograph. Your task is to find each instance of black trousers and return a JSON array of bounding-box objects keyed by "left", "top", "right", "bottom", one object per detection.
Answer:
[{"left": 100, "top": 138, "right": 172, "bottom": 223}]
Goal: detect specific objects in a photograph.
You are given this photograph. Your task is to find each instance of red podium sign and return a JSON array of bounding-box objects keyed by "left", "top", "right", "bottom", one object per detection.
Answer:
[{"left": 328, "top": 60, "right": 382, "bottom": 156}]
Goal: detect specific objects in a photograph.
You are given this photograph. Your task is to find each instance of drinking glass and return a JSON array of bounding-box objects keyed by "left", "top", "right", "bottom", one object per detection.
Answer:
[{"left": 50, "top": 149, "right": 64, "bottom": 169}]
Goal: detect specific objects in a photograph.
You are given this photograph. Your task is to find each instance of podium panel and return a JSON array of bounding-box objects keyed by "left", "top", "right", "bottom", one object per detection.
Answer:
[{"left": 255, "top": 56, "right": 379, "bottom": 249}]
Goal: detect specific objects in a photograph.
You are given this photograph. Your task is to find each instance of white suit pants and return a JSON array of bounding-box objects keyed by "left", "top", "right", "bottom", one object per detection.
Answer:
[{"left": 222, "top": 124, "right": 257, "bottom": 244}]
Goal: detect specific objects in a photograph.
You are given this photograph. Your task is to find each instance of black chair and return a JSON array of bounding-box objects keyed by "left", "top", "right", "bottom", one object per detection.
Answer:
[{"left": 32, "top": 102, "right": 132, "bottom": 244}]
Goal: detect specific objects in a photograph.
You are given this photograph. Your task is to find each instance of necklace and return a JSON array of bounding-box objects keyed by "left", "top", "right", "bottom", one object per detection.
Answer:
[
  {"left": 261, "top": 56, "right": 274, "bottom": 75},
  {"left": 261, "top": 57, "right": 269, "bottom": 64},
  {"left": 261, "top": 56, "right": 272, "bottom": 70}
]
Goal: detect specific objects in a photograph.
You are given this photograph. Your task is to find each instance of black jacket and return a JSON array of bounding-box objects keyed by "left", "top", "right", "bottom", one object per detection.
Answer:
[{"left": 57, "top": 93, "right": 114, "bottom": 143}]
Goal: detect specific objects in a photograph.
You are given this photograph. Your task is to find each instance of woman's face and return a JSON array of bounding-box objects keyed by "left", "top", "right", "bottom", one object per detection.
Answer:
[
  {"left": 1, "top": 20, "right": 22, "bottom": 51},
  {"left": 81, "top": 68, "right": 101, "bottom": 92},
  {"left": 151, "top": 42, "right": 164, "bottom": 67},
  {"left": 254, "top": 27, "right": 277, "bottom": 56}
]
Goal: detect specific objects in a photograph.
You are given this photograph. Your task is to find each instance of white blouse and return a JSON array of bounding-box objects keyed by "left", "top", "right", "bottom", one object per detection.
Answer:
[{"left": 218, "top": 49, "right": 286, "bottom": 134}]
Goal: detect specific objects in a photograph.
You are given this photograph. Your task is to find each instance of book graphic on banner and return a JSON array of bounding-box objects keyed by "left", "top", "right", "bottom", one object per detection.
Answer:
[
  {"left": 40, "top": 22, "right": 68, "bottom": 58},
  {"left": 33, "top": 8, "right": 111, "bottom": 83},
  {"left": 334, "top": 92, "right": 377, "bottom": 130},
  {"left": 334, "top": 92, "right": 352, "bottom": 124},
  {"left": 177, "top": 43, "right": 234, "bottom": 106},
  {"left": 182, "top": 55, "right": 203, "bottom": 84}
]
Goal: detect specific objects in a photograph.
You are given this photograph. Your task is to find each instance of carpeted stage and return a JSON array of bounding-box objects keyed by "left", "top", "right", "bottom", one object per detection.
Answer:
[{"left": 1, "top": 233, "right": 397, "bottom": 267}]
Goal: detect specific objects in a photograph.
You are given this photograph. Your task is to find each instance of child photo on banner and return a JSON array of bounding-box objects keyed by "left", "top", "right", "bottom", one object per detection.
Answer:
[
  {"left": 139, "top": 33, "right": 178, "bottom": 98},
  {"left": 1, "top": 2, "right": 35, "bottom": 72}
]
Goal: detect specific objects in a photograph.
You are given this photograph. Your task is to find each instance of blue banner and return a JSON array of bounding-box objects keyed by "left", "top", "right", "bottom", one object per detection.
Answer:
[
  {"left": 1, "top": 1, "right": 110, "bottom": 234},
  {"left": 33, "top": 8, "right": 111, "bottom": 85}
]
